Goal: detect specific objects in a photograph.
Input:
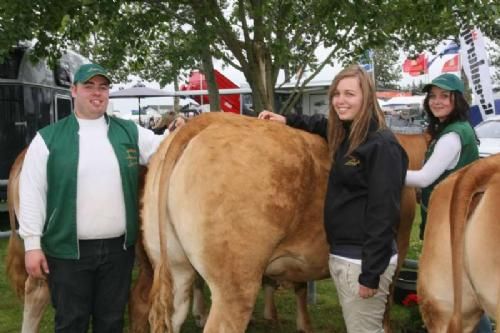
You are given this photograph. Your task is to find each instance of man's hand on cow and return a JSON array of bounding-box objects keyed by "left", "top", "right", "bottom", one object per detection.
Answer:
[
  {"left": 25, "top": 249, "right": 49, "bottom": 279},
  {"left": 168, "top": 116, "right": 187, "bottom": 132},
  {"left": 258, "top": 110, "right": 286, "bottom": 124},
  {"left": 358, "top": 284, "right": 377, "bottom": 299}
]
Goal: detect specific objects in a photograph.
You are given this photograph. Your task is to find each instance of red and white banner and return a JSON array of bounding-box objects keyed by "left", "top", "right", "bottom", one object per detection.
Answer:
[
  {"left": 402, "top": 54, "right": 428, "bottom": 76},
  {"left": 459, "top": 27, "right": 495, "bottom": 120},
  {"left": 442, "top": 54, "right": 459, "bottom": 72}
]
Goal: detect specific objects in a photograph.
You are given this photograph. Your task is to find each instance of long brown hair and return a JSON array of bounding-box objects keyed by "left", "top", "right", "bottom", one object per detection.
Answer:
[{"left": 326, "top": 65, "right": 387, "bottom": 161}]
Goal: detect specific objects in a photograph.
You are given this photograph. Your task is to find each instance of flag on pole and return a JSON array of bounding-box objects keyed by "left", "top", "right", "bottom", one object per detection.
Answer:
[
  {"left": 442, "top": 54, "right": 459, "bottom": 72},
  {"left": 441, "top": 42, "right": 460, "bottom": 55},
  {"left": 358, "top": 50, "right": 374, "bottom": 72},
  {"left": 428, "top": 42, "right": 460, "bottom": 68},
  {"left": 402, "top": 54, "right": 428, "bottom": 76}
]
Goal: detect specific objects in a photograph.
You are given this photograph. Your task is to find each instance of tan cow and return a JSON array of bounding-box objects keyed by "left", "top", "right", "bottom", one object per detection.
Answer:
[
  {"left": 418, "top": 153, "right": 500, "bottom": 333},
  {"left": 142, "top": 112, "right": 427, "bottom": 333}
]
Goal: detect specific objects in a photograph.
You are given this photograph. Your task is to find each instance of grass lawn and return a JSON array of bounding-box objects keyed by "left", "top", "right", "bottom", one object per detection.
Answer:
[{"left": 0, "top": 209, "right": 424, "bottom": 332}]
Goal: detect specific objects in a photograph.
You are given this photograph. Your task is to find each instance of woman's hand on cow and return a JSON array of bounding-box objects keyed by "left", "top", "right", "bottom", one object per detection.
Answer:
[
  {"left": 358, "top": 284, "right": 377, "bottom": 298},
  {"left": 258, "top": 110, "right": 286, "bottom": 124},
  {"left": 168, "top": 116, "right": 187, "bottom": 132},
  {"left": 25, "top": 249, "right": 49, "bottom": 279}
]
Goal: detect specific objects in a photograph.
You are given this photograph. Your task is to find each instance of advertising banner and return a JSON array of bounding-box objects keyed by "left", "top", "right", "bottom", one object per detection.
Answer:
[{"left": 459, "top": 27, "right": 495, "bottom": 123}]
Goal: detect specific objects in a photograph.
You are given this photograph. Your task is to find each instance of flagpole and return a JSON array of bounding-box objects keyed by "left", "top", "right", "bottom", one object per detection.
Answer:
[{"left": 371, "top": 50, "right": 376, "bottom": 87}]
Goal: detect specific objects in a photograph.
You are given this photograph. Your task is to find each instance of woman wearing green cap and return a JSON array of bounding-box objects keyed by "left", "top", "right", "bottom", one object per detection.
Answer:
[
  {"left": 405, "top": 74, "right": 493, "bottom": 332},
  {"left": 405, "top": 73, "right": 478, "bottom": 239}
]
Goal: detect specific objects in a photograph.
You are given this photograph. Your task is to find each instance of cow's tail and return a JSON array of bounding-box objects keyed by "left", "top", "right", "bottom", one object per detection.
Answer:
[
  {"left": 5, "top": 149, "right": 27, "bottom": 299},
  {"left": 148, "top": 113, "right": 227, "bottom": 332},
  {"left": 447, "top": 156, "right": 499, "bottom": 333}
]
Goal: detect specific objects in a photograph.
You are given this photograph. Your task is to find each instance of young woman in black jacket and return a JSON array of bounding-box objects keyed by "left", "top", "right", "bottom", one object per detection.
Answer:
[{"left": 259, "top": 65, "right": 408, "bottom": 333}]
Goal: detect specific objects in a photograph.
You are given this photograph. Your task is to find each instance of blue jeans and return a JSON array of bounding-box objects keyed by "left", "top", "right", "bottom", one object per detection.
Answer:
[
  {"left": 475, "top": 314, "right": 493, "bottom": 333},
  {"left": 46, "top": 236, "right": 135, "bottom": 333}
]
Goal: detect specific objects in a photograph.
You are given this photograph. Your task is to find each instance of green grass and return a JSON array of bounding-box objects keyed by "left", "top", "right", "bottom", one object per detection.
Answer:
[
  {"left": 406, "top": 205, "right": 423, "bottom": 260},
  {"left": 0, "top": 210, "right": 423, "bottom": 333}
]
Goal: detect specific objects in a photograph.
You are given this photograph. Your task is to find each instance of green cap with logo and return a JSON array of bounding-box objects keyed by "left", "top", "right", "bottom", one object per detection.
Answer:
[
  {"left": 73, "top": 63, "right": 111, "bottom": 84},
  {"left": 423, "top": 73, "right": 464, "bottom": 94}
]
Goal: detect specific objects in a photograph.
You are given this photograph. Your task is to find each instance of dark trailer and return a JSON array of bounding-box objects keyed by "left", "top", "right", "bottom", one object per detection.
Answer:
[{"left": 0, "top": 45, "right": 85, "bottom": 201}]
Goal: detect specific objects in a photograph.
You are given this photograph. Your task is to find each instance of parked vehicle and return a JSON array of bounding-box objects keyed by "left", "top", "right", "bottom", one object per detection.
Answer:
[
  {"left": 475, "top": 114, "right": 500, "bottom": 158},
  {"left": 0, "top": 44, "right": 86, "bottom": 201}
]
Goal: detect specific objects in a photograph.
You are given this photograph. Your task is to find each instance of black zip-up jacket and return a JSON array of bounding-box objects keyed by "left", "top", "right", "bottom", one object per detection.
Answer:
[{"left": 286, "top": 113, "right": 408, "bottom": 289}]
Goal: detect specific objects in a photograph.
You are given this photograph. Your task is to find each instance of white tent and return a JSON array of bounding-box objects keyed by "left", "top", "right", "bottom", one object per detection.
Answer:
[{"left": 383, "top": 96, "right": 425, "bottom": 109}]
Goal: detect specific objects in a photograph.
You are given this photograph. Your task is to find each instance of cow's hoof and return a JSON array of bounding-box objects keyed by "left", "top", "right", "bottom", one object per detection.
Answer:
[{"left": 194, "top": 315, "right": 207, "bottom": 328}]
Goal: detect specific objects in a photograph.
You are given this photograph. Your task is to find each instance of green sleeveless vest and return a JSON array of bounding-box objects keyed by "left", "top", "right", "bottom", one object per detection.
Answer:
[
  {"left": 420, "top": 121, "right": 478, "bottom": 239},
  {"left": 39, "top": 113, "right": 140, "bottom": 259}
]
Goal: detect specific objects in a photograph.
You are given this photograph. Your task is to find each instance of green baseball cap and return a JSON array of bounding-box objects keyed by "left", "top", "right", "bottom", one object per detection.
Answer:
[
  {"left": 423, "top": 73, "right": 464, "bottom": 94},
  {"left": 73, "top": 63, "right": 111, "bottom": 84}
]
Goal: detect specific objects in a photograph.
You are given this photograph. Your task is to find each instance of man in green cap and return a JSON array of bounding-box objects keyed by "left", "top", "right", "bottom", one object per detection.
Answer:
[{"left": 18, "top": 63, "right": 167, "bottom": 332}]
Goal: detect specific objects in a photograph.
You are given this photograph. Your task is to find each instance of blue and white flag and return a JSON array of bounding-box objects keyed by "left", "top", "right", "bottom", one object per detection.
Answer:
[
  {"left": 359, "top": 50, "right": 374, "bottom": 72},
  {"left": 428, "top": 42, "right": 460, "bottom": 68}
]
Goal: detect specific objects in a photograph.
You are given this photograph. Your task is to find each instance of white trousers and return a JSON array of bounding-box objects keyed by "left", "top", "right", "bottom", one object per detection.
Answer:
[{"left": 329, "top": 256, "right": 396, "bottom": 333}]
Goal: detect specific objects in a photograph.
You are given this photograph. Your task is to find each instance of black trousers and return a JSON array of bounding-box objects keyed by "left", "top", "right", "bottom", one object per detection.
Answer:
[{"left": 46, "top": 236, "right": 135, "bottom": 333}]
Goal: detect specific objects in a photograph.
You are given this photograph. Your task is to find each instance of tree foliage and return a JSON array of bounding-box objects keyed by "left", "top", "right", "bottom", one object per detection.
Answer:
[
  {"left": 488, "top": 28, "right": 500, "bottom": 85},
  {"left": 1, "top": 0, "right": 498, "bottom": 112},
  {"left": 373, "top": 44, "right": 402, "bottom": 90}
]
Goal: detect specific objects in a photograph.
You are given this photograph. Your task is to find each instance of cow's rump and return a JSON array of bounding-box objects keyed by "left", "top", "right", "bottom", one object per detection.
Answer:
[
  {"left": 418, "top": 153, "right": 500, "bottom": 332},
  {"left": 143, "top": 113, "right": 331, "bottom": 332}
]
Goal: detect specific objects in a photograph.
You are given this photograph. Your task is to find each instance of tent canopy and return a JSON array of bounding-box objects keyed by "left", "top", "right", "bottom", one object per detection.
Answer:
[{"left": 109, "top": 86, "right": 173, "bottom": 99}]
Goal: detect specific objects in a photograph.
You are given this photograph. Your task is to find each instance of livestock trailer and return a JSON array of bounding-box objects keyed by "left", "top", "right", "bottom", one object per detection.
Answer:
[{"left": 0, "top": 44, "right": 86, "bottom": 202}]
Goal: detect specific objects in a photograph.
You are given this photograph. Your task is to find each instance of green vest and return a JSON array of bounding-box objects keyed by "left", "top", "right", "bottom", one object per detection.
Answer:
[
  {"left": 39, "top": 113, "right": 140, "bottom": 259},
  {"left": 420, "top": 121, "right": 478, "bottom": 239}
]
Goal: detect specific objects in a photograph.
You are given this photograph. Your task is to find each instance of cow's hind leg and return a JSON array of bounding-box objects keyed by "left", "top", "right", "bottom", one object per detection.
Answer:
[
  {"left": 166, "top": 232, "right": 198, "bottom": 333},
  {"left": 262, "top": 276, "right": 278, "bottom": 321},
  {"left": 129, "top": 240, "right": 154, "bottom": 333},
  {"left": 22, "top": 276, "right": 50, "bottom": 333},
  {"left": 497, "top": 291, "right": 500, "bottom": 333},
  {"left": 203, "top": 278, "right": 262, "bottom": 333},
  {"left": 192, "top": 272, "right": 208, "bottom": 328},
  {"left": 294, "top": 282, "right": 312, "bottom": 333}
]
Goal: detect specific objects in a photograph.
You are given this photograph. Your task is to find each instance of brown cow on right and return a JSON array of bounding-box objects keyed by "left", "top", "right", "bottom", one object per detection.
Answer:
[{"left": 418, "top": 153, "right": 500, "bottom": 332}]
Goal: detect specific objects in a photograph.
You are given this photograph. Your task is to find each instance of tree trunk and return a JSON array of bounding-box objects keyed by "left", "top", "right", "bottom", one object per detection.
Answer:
[
  {"left": 200, "top": 50, "right": 220, "bottom": 112},
  {"left": 244, "top": 41, "right": 275, "bottom": 113},
  {"left": 192, "top": 3, "right": 220, "bottom": 112},
  {"left": 173, "top": 68, "right": 180, "bottom": 112}
]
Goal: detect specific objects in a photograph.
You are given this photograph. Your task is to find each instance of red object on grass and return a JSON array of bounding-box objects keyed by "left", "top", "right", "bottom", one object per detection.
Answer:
[{"left": 402, "top": 293, "right": 420, "bottom": 307}]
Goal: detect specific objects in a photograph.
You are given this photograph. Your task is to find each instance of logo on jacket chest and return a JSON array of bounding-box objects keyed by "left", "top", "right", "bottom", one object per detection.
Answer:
[{"left": 344, "top": 155, "right": 361, "bottom": 166}]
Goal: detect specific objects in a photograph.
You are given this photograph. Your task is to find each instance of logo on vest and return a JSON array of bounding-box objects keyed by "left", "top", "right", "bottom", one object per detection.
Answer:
[{"left": 126, "top": 148, "right": 138, "bottom": 167}]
